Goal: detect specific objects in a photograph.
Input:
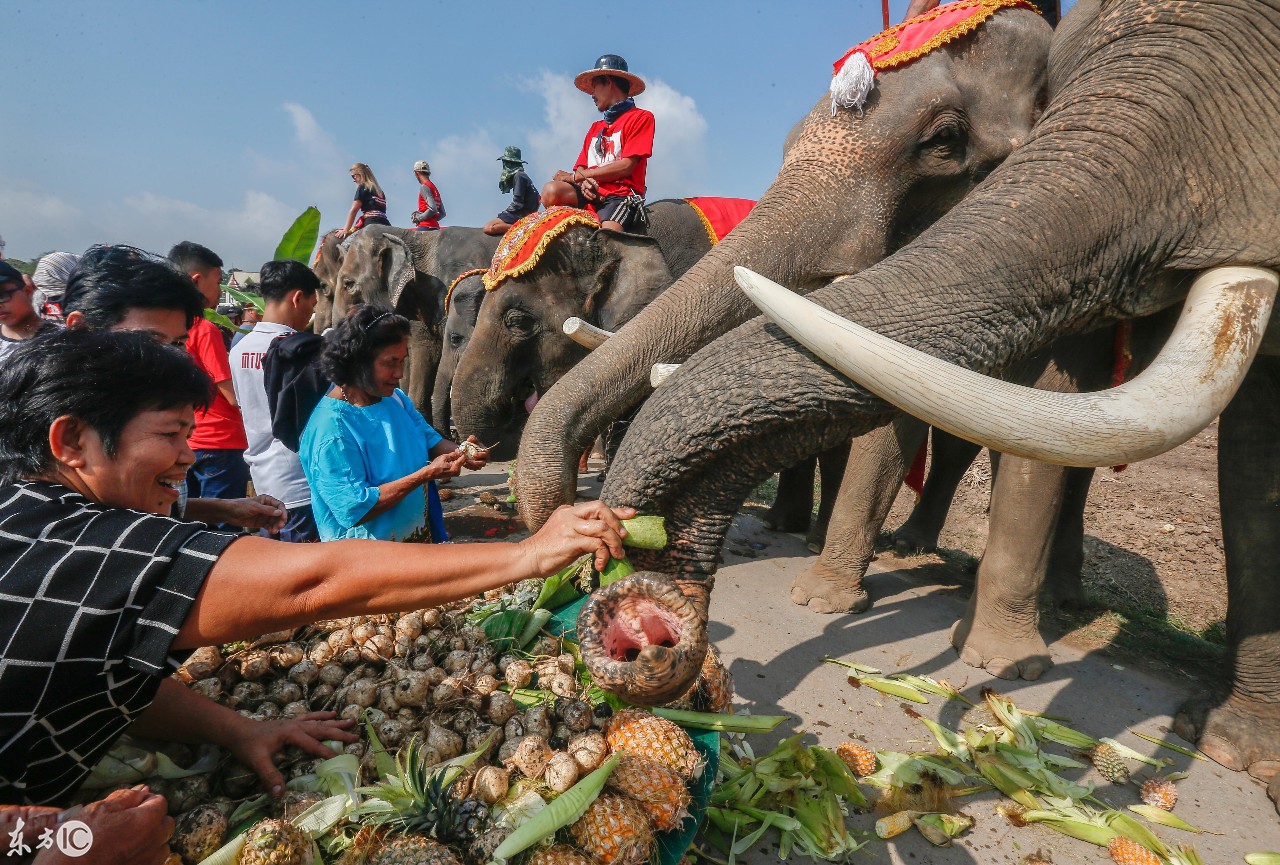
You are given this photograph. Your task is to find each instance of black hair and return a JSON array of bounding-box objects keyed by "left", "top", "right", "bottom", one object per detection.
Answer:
[
  {"left": 259, "top": 259, "right": 321, "bottom": 304},
  {"left": 609, "top": 75, "right": 632, "bottom": 96},
  {"left": 63, "top": 252, "right": 205, "bottom": 330},
  {"left": 0, "top": 329, "right": 212, "bottom": 484},
  {"left": 167, "top": 240, "right": 223, "bottom": 273},
  {"left": 321, "top": 304, "right": 411, "bottom": 393}
]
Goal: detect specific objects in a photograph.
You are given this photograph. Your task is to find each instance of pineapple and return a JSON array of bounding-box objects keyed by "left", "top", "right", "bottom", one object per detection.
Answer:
[
  {"left": 465, "top": 828, "right": 512, "bottom": 865},
  {"left": 367, "top": 834, "right": 461, "bottom": 865},
  {"left": 666, "top": 646, "right": 734, "bottom": 713},
  {"left": 607, "top": 755, "right": 691, "bottom": 831},
  {"left": 1140, "top": 776, "right": 1178, "bottom": 811},
  {"left": 172, "top": 802, "right": 229, "bottom": 864},
  {"left": 605, "top": 709, "right": 702, "bottom": 779},
  {"left": 1107, "top": 837, "right": 1162, "bottom": 865},
  {"left": 835, "top": 742, "right": 877, "bottom": 777},
  {"left": 239, "top": 818, "right": 314, "bottom": 865},
  {"left": 1090, "top": 744, "right": 1130, "bottom": 783},
  {"left": 528, "top": 846, "right": 598, "bottom": 865},
  {"left": 570, "top": 793, "right": 655, "bottom": 865},
  {"left": 436, "top": 796, "right": 489, "bottom": 848}
]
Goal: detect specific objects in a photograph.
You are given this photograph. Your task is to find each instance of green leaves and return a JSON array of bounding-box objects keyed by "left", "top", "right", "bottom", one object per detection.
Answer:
[
  {"left": 275, "top": 206, "right": 322, "bottom": 263},
  {"left": 491, "top": 753, "right": 620, "bottom": 863},
  {"left": 621, "top": 515, "right": 668, "bottom": 550},
  {"left": 651, "top": 708, "right": 787, "bottom": 734}
]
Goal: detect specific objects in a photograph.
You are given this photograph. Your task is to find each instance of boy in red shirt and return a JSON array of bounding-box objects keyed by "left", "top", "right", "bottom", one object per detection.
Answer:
[
  {"left": 541, "top": 54, "right": 655, "bottom": 233},
  {"left": 169, "top": 241, "right": 250, "bottom": 527}
]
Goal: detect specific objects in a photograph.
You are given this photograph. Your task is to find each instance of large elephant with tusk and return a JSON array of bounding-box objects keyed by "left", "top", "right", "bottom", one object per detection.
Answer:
[
  {"left": 588, "top": 0, "right": 1280, "bottom": 812},
  {"left": 514, "top": 0, "right": 1054, "bottom": 558}
]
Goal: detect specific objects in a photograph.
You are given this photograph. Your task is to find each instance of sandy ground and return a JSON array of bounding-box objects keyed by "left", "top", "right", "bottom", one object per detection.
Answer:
[{"left": 439, "top": 440, "right": 1279, "bottom": 862}]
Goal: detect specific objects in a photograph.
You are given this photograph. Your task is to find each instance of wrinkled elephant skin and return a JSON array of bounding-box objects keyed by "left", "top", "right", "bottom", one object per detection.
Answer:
[{"left": 602, "top": 0, "right": 1280, "bottom": 812}]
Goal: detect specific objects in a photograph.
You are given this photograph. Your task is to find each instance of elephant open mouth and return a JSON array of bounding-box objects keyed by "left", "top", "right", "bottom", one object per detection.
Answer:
[{"left": 576, "top": 572, "right": 707, "bottom": 706}]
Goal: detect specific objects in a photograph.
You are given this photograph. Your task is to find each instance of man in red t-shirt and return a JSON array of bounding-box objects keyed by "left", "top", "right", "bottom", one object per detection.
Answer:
[
  {"left": 169, "top": 241, "right": 250, "bottom": 527},
  {"left": 541, "top": 54, "right": 655, "bottom": 233}
]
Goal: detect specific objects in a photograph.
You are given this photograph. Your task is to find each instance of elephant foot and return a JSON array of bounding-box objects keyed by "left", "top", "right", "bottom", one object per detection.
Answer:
[
  {"left": 890, "top": 521, "right": 940, "bottom": 557},
  {"left": 1174, "top": 694, "right": 1280, "bottom": 814},
  {"left": 760, "top": 507, "right": 811, "bottom": 534},
  {"left": 1045, "top": 567, "right": 1088, "bottom": 610},
  {"left": 790, "top": 560, "right": 870, "bottom": 614},
  {"left": 950, "top": 606, "right": 1052, "bottom": 681},
  {"left": 805, "top": 527, "right": 826, "bottom": 555}
]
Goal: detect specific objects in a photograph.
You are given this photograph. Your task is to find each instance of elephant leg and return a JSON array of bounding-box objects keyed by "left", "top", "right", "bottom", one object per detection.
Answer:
[
  {"left": 806, "top": 441, "right": 851, "bottom": 552},
  {"left": 951, "top": 452, "right": 1065, "bottom": 681},
  {"left": 762, "top": 458, "right": 815, "bottom": 534},
  {"left": 893, "top": 428, "right": 982, "bottom": 555},
  {"left": 792, "top": 417, "right": 926, "bottom": 615},
  {"left": 1174, "top": 355, "right": 1280, "bottom": 814},
  {"left": 1043, "top": 466, "right": 1094, "bottom": 608}
]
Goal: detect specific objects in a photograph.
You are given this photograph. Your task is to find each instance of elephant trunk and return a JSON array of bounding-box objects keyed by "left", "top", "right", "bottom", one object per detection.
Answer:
[
  {"left": 514, "top": 178, "right": 821, "bottom": 530},
  {"left": 432, "top": 350, "right": 458, "bottom": 434}
]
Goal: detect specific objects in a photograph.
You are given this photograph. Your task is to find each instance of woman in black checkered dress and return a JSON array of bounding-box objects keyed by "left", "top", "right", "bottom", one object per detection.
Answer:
[{"left": 0, "top": 329, "right": 633, "bottom": 811}]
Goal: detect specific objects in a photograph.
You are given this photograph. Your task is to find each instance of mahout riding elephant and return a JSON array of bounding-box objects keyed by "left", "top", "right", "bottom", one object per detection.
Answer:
[
  {"left": 513, "top": 7, "right": 1052, "bottom": 574},
  {"left": 332, "top": 225, "right": 501, "bottom": 416},
  {"left": 431, "top": 271, "right": 487, "bottom": 437},
  {"left": 590, "top": 0, "right": 1280, "bottom": 812},
  {"left": 448, "top": 198, "right": 756, "bottom": 460}
]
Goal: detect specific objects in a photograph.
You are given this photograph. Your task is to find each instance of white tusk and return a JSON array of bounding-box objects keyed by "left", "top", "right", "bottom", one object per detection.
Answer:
[
  {"left": 651, "top": 363, "right": 680, "bottom": 387},
  {"left": 736, "top": 265, "right": 1278, "bottom": 467},
  {"left": 563, "top": 317, "right": 614, "bottom": 349}
]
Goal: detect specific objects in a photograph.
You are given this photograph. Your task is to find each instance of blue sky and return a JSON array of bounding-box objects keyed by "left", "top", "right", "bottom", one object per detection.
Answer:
[{"left": 3, "top": 0, "right": 1069, "bottom": 268}]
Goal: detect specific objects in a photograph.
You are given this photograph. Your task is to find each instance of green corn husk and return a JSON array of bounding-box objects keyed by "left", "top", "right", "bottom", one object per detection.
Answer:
[
  {"left": 599, "top": 556, "right": 637, "bottom": 586},
  {"left": 1128, "top": 805, "right": 1209, "bottom": 834},
  {"left": 1029, "top": 716, "right": 1101, "bottom": 750},
  {"left": 1016, "top": 808, "right": 1118, "bottom": 846},
  {"left": 913, "top": 812, "right": 974, "bottom": 847},
  {"left": 821, "top": 658, "right": 883, "bottom": 676},
  {"left": 919, "top": 716, "right": 970, "bottom": 761},
  {"left": 491, "top": 753, "right": 619, "bottom": 863},
  {"left": 533, "top": 555, "right": 589, "bottom": 611},
  {"left": 1098, "top": 736, "right": 1170, "bottom": 769},
  {"left": 972, "top": 753, "right": 1039, "bottom": 810},
  {"left": 1105, "top": 809, "right": 1169, "bottom": 858},
  {"left": 1245, "top": 854, "right": 1280, "bottom": 865},
  {"left": 621, "top": 515, "right": 667, "bottom": 549},
  {"left": 809, "top": 747, "right": 868, "bottom": 808},
  {"left": 1130, "top": 730, "right": 1210, "bottom": 761},
  {"left": 651, "top": 707, "right": 787, "bottom": 733}
]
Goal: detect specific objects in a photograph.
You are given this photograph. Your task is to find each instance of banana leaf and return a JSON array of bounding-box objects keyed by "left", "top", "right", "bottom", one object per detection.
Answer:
[{"left": 274, "top": 206, "right": 322, "bottom": 263}]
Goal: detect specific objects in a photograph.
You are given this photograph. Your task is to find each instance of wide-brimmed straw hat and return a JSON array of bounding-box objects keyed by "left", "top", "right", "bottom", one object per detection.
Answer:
[{"left": 573, "top": 54, "right": 646, "bottom": 96}]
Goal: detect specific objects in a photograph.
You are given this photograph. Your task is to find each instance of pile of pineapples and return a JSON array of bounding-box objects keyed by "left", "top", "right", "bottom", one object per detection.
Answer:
[{"left": 91, "top": 583, "right": 729, "bottom": 865}]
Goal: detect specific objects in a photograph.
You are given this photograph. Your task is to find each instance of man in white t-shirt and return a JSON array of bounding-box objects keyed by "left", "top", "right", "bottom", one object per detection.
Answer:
[{"left": 230, "top": 260, "right": 321, "bottom": 541}]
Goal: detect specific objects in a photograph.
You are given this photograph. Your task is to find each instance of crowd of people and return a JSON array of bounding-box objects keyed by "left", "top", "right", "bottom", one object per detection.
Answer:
[{"left": 0, "top": 50, "right": 657, "bottom": 861}]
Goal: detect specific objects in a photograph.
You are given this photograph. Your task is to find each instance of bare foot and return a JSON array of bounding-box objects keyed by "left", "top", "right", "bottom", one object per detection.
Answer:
[
  {"left": 790, "top": 559, "right": 870, "bottom": 614},
  {"left": 1173, "top": 694, "right": 1280, "bottom": 814},
  {"left": 950, "top": 599, "right": 1052, "bottom": 681}
]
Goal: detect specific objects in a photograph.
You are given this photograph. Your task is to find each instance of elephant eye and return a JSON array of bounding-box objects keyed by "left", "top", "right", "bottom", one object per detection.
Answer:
[
  {"left": 503, "top": 308, "right": 537, "bottom": 338},
  {"left": 920, "top": 115, "right": 968, "bottom": 159}
]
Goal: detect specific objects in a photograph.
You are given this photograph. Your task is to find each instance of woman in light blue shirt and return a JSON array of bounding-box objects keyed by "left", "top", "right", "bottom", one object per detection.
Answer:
[{"left": 300, "top": 305, "right": 489, "bottom": 541}]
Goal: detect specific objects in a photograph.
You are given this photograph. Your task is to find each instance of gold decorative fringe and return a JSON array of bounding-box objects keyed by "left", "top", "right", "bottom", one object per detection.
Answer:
[
  {"left": 684, "top": 198, "right": 722, "bottom": 247},
  {"left": 869, "top": 0, "right": 1040, "bottom": 74},
  {"left": 484, "top": 207, "right": 600, "bottom": 292},
  {"left": 444, "top": 268, "right": 486, "bottom": 314}
]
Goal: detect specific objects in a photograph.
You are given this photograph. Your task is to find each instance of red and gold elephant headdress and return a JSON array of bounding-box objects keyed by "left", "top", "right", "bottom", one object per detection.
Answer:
[{"left": 830, "top": 0, "right": 1040, "bottom": 114}]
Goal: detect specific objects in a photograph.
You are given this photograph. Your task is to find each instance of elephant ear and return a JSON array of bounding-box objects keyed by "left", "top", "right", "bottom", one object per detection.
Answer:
[
  {"left": 382, "top": 233, "right": 417, "bottom": 309},
  {"left": 584, "top": 230, "right": 673, "bottom": 330}
]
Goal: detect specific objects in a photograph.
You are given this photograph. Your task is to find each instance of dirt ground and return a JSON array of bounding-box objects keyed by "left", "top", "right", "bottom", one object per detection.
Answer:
[{"left": 868, "top": 422, "right": 1228, "bottom": 679}]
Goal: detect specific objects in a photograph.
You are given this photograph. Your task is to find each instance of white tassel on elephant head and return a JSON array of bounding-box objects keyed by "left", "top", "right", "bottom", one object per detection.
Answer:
[{"left": 829, "top": 51, "right": 875, "bottom": 116}]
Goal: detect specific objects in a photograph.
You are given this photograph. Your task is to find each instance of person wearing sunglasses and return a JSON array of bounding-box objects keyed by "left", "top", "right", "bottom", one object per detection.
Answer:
[{"left": 0, "top": 261, "right": 59, "bottom": 365}]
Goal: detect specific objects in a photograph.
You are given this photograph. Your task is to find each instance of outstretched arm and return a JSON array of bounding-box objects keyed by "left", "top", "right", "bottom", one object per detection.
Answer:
[{"left": 175, "top": 500, "right": 634, "bottom": 648}]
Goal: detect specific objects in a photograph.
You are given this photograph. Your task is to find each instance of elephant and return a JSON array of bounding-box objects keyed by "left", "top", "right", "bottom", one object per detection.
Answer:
[
  {"left": 513, "top": 8, "right": 1052, "bottom": 576},
  {"left": 332, "top": 225, "right": 501, "bottom": 416},
  {"left": 310, "top": 229, "right": 345, "bottom": 334},
  {"left": 592, "top": 0, "right": 1280, "bottom": 811},
  {"left": 449, "top": 198, "right": 751, "bottom": 458},
  {"left": 431, "top": 271, "right": 487, "bottom": 437}
]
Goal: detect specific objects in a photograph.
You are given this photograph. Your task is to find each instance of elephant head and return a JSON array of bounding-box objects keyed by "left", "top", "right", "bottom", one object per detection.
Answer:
[
  {"left": 514, "top": 4, "right": 1053, "bottom": 530},
  {"left": 310, "top": 229, "right": 346, "bottom": 334},
  {"left": 591, "top": 0, "right": 1280, "bottom": 804},
  {"left": 431, "top": 272, "right": 487, "bottom": 435},
  {"left": 450, "top": 227, "right": 673, "bottom": 455},
  {"left": 333, "top": 226, "right": 423, "bottom": 320}
]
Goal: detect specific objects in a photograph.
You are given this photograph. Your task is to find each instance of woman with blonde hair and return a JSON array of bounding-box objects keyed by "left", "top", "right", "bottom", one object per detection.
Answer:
[{"left": 337, "top": 163, "right": 389, "bottom": 238}]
